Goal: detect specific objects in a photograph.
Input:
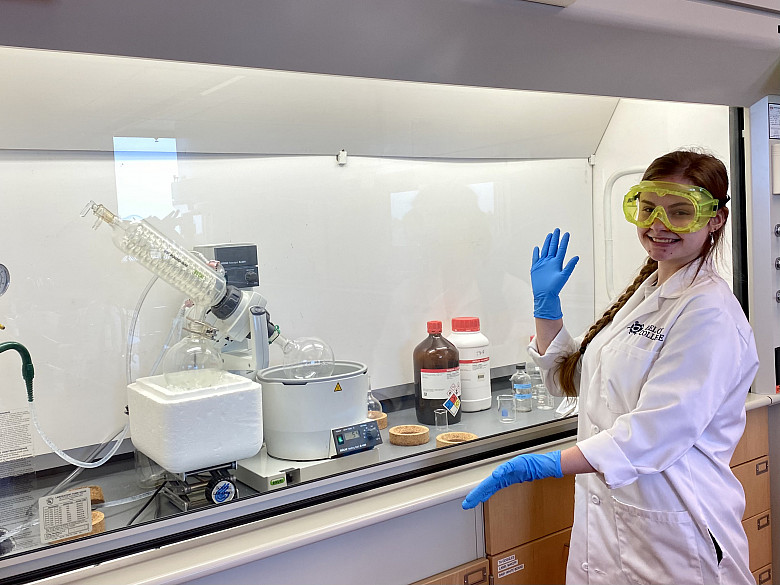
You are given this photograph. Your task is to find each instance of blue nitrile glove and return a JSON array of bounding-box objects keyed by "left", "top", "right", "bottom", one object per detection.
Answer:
[
  {"left": 461, "top": 451, "right": 563, "bottom": 509},
  {"left": 531, "top": 228, "right": 579, "bottom": 320}
]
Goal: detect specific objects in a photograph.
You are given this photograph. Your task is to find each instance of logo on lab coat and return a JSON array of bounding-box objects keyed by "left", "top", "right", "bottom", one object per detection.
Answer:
[{"left": 627, "top": 320, "right": 666, "bottom": 341}]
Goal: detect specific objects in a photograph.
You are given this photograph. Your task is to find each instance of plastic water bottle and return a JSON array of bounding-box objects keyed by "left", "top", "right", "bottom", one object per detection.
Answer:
[{"left": 510, "top": 363, "right": 533, "bottom": 412}]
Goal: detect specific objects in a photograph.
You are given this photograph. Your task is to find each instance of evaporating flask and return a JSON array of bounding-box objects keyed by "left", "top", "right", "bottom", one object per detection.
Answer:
[{"left": 162, "top": 328, "right": 224, "bottom": 391}]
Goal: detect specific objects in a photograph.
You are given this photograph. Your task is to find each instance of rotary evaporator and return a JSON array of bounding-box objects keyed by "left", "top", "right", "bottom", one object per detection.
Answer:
[{"left": 83, "top": 202, "right": 382, "bottom": 507}]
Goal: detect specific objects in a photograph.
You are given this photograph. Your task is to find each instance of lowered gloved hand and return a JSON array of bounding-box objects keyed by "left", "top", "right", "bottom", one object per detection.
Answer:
[
  {"left": 531, "top": 229, "right": 579, "bottom": 320},
  {"left": 461, "top": 451, "right": 563, "bottom": 509}
]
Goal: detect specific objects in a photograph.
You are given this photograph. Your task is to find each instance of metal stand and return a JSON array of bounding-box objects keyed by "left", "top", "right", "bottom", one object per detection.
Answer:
[{"left": 161, "top": 462, "right": 239, "bottom": 512}]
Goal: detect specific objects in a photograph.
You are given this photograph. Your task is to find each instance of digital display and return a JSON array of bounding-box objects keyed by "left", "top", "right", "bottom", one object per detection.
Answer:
[{"left": 343, "top": 430, "right": 360, "bottom": 441}]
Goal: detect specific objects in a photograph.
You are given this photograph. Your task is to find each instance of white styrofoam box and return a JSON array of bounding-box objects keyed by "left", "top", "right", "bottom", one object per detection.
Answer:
[{"left": 127, "top": 372, "right": 263, "bottom": 474}]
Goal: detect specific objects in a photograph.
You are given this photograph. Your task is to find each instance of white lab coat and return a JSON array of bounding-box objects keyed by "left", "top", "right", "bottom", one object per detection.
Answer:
[{"left": 529, "top": 261, "right": 759, "bottom": 585}]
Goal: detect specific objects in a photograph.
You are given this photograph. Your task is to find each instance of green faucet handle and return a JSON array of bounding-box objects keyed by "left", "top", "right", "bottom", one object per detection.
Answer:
[{"left": 0, "top": 341, "right": 34, "bottom": 402}]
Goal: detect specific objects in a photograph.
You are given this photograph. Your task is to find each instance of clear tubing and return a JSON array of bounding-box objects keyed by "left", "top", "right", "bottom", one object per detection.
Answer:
[
  {"left": 125, "top": 274, "right": 189, "bottom": 384},
  {"left": 126, "top": 274, "right": 159, "bottom": 386},
  {"left": 29, "top": 402, "right": 129, "bottom": 469},
  {"left": 93, "top": 490, "right": 157, "bottom": 509},
  {"left": 42, "top": 423, "right": 130, "bottom": 498},
  {"left": 149, "top": 303, "right": 187, "bottom": 376},
  {"left": 86, "top": 202, "right": 227, "bottom": 307}
]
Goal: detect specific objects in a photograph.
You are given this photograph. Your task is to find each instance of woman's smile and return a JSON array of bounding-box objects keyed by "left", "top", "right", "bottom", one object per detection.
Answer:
[{"left": 646, "top": 233, "right": 681, "bottom": 245}]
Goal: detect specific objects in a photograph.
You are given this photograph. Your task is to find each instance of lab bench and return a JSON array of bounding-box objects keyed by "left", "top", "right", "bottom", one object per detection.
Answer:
[
  {"left": 0, "top": 377, "right": 576, "bottom": 584},
  {"left": 3, "top": 392, "right": 771, "bottom": 585}
]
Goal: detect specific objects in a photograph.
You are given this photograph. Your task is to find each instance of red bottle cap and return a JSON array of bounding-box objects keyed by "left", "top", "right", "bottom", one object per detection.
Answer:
[
  {"left": 427, "top": 320, "right": 443, "bottom": 334},
  {"left": 452, "top": 317, "right": 480, "bottom": 332}
]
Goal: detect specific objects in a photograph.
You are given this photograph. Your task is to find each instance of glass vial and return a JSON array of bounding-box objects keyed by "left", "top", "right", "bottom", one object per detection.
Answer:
[{"left": 510, "top": 363, "right": 533, "bottom": 413}]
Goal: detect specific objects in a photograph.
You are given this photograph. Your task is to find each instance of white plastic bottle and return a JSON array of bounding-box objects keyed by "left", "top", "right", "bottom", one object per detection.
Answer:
[{"left": 447, "top": 317, "right": 491, "bottom": 412}]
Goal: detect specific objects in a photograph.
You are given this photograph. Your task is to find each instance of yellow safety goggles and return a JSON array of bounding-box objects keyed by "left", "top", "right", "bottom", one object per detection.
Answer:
[{"left": 622, "top": 181, "right": 722, "bottom": 234}]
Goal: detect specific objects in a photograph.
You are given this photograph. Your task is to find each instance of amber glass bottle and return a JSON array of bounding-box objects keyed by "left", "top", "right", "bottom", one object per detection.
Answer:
[{"left": 413, "top": 320, "right": 461, "bottom": 425}]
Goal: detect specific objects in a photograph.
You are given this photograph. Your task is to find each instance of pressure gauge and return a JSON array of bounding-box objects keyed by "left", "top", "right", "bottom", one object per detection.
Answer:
[{"left": 0, "top": 264, "right": 9, "bottom": 296}]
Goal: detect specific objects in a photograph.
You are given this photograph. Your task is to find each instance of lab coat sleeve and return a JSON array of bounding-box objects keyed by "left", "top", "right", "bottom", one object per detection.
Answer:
[
  {"left": 527, "top": 325, "right": 581, "bottom": 397},
  {"left": 577, "top": 299, "right": 756, "bottom": 489}
]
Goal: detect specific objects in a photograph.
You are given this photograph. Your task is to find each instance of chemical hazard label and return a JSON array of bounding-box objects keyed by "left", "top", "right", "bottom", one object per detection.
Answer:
[{"left": 444, "top": 392, "right": 460, "bottom": 415}]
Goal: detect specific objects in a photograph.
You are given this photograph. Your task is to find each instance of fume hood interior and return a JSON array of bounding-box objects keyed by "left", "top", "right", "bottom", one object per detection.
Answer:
[{"left": 0, "top": 45, "right": 732, "bottom": 576}]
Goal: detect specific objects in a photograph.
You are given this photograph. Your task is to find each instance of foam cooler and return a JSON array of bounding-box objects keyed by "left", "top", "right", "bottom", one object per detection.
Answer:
[{"left": 127, "top": 372, "right": 263, "bottom": 474}]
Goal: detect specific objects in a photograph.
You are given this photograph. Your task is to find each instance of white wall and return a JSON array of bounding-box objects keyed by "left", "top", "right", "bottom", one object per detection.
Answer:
[
  {"left": 0, "top": 151, "right": 595, "bottom": 455},
  {"left": 0, "top": 98, "right": 733, "bottom": 458},
  {"left": 592, "top": 100, "right": 732, "bottom": 312}
]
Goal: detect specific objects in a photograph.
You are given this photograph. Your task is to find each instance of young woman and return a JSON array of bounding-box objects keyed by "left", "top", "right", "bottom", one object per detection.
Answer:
[{"left": 462, "top": 150, "right": 759, "bottom": 585}]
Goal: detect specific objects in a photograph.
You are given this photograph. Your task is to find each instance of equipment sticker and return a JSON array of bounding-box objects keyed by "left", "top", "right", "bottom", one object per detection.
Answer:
[
  {"left": 770, "top": 103, "right": 780, "bottom": 139},
  {"left": 334, "top": 382, "right": 343, "bottom": 392},
  {"left": 0, "top": 408, "right": 36, "bottom": 551},
  {"left": 39, "top": 487, "right": 91, "bottom": 543},
  {"left": 497, "top": 553, "right": 525, "bottom": 578}
]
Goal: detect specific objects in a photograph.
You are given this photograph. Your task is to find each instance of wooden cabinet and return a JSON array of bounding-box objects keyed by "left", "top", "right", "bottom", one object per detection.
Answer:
[
  {"left": 488, "top": 528, "right": 571, "bottom": 585},
  {"left": 417, "top": 405, "right": 771, "bottom": 585},
  {"left": 731, "top": 407, "right": 772, "bottom": 577},
  {"left": 412, "top": 558, "right": 489, "bottom": 585},
  {"left": 483, "top": 474, "right": 575, "bottom": 555},
  {"left": 753, "top": 564, "right": 773, "bottom": 584},
  {"left": 483, "top": 474, "right": 575, "bottom": 584}
]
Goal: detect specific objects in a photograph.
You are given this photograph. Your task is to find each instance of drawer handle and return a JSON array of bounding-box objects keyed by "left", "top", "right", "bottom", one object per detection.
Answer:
[
  {"left": 756, "top": 460, "right": 769, "bottom": 475},
  {"left": 758, "top": 568, "right": 771, "bottom": 584},
  {"left": 757, "top": 514, "right": 770, "bottom": 530},
  {"left": 463, "top": 568, "right": 487, "bottom": 585}
]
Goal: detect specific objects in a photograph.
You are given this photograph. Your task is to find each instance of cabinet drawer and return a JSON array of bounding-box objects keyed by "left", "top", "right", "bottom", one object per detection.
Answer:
[
  {"left": 488, "top": 528, "right": 571, "bottom": 585},
  {"left": 732, "top": 456, "right": 770, "bottom": 519},
  {"left": 484, "top": 474, "right": 574, "bottom": 554},
  {"left": 743, "top": 510, "right": 772, "bottom": 572},
  {"left": 412, "top": 558, "right": 489, "bottom": 585},
  {"left": 753, "top": 564, "right": 772, "bottom": 585},
  {"left": 731, "top": 407, "right": 769, "bottom": 467}
]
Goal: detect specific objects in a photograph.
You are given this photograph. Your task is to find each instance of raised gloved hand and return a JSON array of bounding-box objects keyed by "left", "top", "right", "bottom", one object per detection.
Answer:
[
  {"left": 461, "top": 451, "right": 563, "bottom": 509},
  {"left": 531, "top": 229, "right": 579, "bottom": 320}
]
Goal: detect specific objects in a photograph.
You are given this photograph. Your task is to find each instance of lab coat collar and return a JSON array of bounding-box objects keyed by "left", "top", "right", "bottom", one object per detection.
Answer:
[
  {"left": 655, "top": 259, "right": 715, "bottom": 300},
  {"left": 611, "top": 260, "right": 714, "bottom": 336}
]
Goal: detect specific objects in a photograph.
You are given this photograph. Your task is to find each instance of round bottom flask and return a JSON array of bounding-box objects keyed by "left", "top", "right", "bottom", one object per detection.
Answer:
[
  {"left": 162, "top": 330, "right": 224, "bottom": 390},
  {"left": 275, "top": 335, "right": 335, "bottom": 379}
]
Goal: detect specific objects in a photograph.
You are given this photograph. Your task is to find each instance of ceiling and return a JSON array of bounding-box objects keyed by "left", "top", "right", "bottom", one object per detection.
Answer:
[
  {"left": 0, "top": 46, "right": 620, "bottom": 159},
  {"left": 0, "top": 0, "right": 777, "bottom": 110}
]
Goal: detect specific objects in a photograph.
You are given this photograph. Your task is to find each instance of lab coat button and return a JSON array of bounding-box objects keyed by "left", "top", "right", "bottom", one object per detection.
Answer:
[
  {"left": 591, "top": 424, "right": 599, "bottom": 435},
  {"left": 581, "top": 562, "right": 589, "bottom": 572},
  {"left": 591, "top": 495, "right": 601, "bottom": 505}
]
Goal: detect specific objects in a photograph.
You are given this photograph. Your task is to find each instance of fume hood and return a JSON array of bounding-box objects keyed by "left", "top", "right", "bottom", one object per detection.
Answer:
[{"left": 0, "top": 45, "right": 735, "bottom": 582}]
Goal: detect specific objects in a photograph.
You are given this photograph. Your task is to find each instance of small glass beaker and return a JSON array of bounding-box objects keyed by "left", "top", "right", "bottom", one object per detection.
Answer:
[
  {"left": 434, "top": 408, "right": 449, "bottom": 432},
  {"left": 536, "top": 384, "right": 556, "bottom": 410},
  {"left": 497, "top": 395, "right": 516, "bottom": 423}
]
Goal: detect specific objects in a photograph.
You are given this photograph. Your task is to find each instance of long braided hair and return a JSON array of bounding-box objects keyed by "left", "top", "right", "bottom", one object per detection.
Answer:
[{"left": 554, "top": 149, "right": 730, "bottom": 397}]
